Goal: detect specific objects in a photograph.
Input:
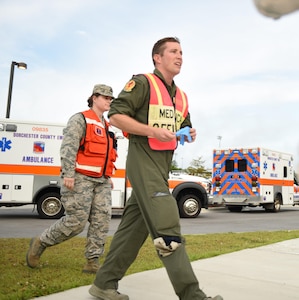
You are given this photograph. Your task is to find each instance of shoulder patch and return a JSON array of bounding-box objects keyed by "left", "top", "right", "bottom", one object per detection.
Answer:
[{"left": 123, "top": 80, "right": 136, "bottom": 92}]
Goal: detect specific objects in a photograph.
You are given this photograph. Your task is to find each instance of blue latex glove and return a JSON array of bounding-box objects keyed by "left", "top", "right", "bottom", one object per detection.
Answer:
[{"left": 176, "top": 126, "right": 191, "bottom": 145}]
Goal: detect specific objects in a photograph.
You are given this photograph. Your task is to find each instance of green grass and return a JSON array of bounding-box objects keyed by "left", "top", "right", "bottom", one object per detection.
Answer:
[{"left": 1, "top": 230, "right": 299, "bottom": 300}]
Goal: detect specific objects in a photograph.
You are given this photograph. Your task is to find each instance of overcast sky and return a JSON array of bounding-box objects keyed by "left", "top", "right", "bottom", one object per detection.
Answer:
[{"left": 1, "top": 0, "right": 299, "bottom": 172}]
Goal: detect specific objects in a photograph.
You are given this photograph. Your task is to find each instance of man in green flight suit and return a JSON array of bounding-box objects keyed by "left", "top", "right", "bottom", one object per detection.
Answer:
[{"left": 89, "top": 37, "right": 223, "bottom": 300}]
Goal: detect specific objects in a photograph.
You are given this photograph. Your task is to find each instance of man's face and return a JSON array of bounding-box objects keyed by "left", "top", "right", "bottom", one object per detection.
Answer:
[{"left": 155, "top": 41, "right": 183, "bottom": 77}]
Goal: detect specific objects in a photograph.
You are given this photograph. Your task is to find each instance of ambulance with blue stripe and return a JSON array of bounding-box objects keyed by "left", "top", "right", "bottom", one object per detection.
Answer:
[{"left": 212, "top": 147, "right": 299, "bottom": 212}]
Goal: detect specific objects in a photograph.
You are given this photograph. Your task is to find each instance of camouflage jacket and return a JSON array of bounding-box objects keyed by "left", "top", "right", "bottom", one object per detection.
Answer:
[{"left": 60, "top": 112, "right": 85, "bottom": 179}]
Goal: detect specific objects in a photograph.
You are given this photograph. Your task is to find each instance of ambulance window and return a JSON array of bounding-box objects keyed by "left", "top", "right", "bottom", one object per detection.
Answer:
[
  {"left": 0, "top": 123, "right": 4, "bottom": 131},
  {"left": 283, "top": 166, "right": 287, "bottom": 178},
  {"left": 238, "top": 159, "right": 247, "bottom": 172},
  {"left": 225, "top": 160, "right": 234, "bottom": 172},
  {"left": 5, "top": 124, "right": 17, "bottom": 132}
]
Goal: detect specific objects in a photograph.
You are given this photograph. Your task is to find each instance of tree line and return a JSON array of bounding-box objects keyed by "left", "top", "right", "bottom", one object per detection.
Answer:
[{"left": 171, "top": 156, "right": 212, "bottom": 179}]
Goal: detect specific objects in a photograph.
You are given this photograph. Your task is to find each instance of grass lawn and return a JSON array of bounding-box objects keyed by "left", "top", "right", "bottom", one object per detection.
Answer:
[{"left": 1, "top": 230, "right": 299, "bottom": 299}]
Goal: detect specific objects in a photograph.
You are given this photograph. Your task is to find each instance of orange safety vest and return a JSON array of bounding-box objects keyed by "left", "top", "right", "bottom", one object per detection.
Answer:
[
  {"left": 145, "top": 73, "right": 189, "bottom": 150},
  {"left": 75, "top": 109, "right": 117, "bottom": 177}
]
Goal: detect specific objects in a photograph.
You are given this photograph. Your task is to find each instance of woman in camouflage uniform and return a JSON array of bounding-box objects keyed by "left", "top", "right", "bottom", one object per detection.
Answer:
[{"left": 26, "top": 84, "right": 116, "bottom": 274}]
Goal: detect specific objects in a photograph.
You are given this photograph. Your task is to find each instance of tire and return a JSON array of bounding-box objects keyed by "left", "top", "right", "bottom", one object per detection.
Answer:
[
  {"left": 37, "top": 192, "right": 64, "bottom": 219},
  {"left": 264, "top": 194, "right": 281, "bottom": 212},
  {"left": 227, "top": 205, "right": 243, "bottom": 212},
  {"left": 178, "top": 194, "right": 201, "bottom": 218}
]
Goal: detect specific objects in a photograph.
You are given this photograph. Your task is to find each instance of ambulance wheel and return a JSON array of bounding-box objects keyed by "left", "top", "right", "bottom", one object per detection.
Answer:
[
  {"left": 273, "top": 197, "right": 281, "bottom": 212},
  {"left": 178, "top": 194, "right": 201, "bottom": 218},
  {"left": 37, "top": 192, "right": 65, "bottom": 219},
  {"left": 264, "top": 195, "right": 281, "bottom": 212}
]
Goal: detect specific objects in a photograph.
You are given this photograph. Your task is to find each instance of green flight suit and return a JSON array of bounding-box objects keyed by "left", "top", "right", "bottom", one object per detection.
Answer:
[{"left": 93, "top": 69, "right": 207, "bottom": 299}]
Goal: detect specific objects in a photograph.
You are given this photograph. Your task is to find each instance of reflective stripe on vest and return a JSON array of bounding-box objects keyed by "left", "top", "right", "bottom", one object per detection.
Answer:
[
  {"left": 145, "top": 73, "right": 188, "bottom": 150},
  {"left": 75, "top": 162, "right": 102, "bottom": 174}
]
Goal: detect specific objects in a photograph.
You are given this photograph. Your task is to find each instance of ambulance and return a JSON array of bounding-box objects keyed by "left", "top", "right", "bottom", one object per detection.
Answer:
[
  {"left": 0, "top": 118, "right": 209, "bottom": 219},
  {"left": 212, "top": 147, "right": 299, "bottom": 212}
]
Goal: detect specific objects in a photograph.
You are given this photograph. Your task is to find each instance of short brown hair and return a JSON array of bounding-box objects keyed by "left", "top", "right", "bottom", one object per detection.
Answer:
[{"left": 152, "top": 37, "right": 180, "bottom": 65}]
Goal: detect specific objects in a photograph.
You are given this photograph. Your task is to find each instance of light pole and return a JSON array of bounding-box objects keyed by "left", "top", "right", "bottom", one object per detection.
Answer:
[
  {"left": 217, "top": 135, "right": 222, "bottom": 148},
  {"left": 6, "top": 61, "right": 27, "bottom": 118}
]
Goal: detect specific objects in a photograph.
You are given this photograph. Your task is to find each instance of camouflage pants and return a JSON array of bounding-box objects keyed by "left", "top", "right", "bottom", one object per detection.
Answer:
[{"left": 40, "top": 172, "right": 112, "bottom": 259}]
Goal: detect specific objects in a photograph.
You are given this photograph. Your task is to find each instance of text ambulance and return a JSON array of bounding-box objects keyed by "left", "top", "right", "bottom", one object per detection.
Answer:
[
  {"left": 212, "top": 147, "right": 299, "bottom": 212},
  {"left": 0, "top": 118, "right": 209, "bottom": 219}
]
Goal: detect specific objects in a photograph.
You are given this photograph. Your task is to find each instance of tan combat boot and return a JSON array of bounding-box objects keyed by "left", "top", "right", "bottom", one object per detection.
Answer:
[
  {"left": 26, "top": 237, "right": 46, "bottom": 268},
  {"left": 82, "top": 258, "right": 100, "bottom": 274},
  {"left": 89, "top": 284, "right": 129, "bottom": 300}
]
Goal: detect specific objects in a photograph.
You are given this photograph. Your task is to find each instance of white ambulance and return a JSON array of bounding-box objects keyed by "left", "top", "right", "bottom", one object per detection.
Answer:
[
  {"left": 0, "top": 118, "right": 209, "bottom": 219},
  {"left": 212, "top": 147, "right": 299, "bottom": 212}
]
